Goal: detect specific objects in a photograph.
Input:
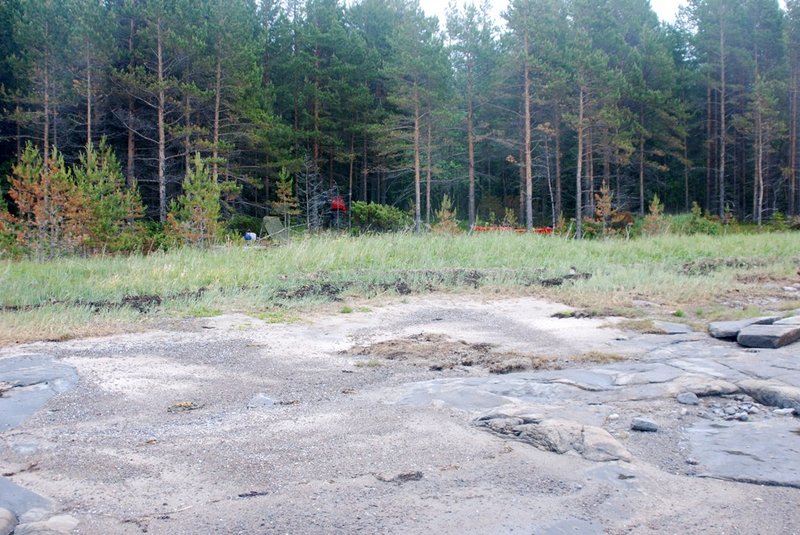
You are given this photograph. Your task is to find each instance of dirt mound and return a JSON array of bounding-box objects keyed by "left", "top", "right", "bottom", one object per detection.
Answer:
[{"left": 346, "top": 333, "right": 556, "bottom": 374}]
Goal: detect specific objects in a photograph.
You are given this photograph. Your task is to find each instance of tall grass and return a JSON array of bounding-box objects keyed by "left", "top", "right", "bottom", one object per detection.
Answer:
[{"left": 1, "top": 232, "right": 797, "bottom": 343}]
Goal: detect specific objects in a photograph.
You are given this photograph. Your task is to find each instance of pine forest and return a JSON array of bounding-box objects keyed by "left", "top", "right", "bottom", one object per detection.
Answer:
[{"left": 1, "top": 0, "right": 799, "bottom": 255}]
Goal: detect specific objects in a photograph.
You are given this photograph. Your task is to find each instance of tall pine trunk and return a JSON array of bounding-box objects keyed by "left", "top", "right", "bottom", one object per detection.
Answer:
[
  {"left": 791, "top": 61, "right": 798, "bottom": 216},
  {"left": 639, "top": 109, "right": 646, "bottom": 215},
  {"left": 43, "top": 21, "right": 50, "bottom": 168},
  {"left": 426, "top": 117, "right": 432, "bottom": 226},
  {"left": 86, "top": 62, "right": 92, "bottom": 147},
  {"left": 157, "top": 16, "right": 167, "bottom": 223},
  {"left": 718, "top": 18, "right": 727, "bottom": 218},
  {"left": 213, "top": 57, "right": 222, "bottom": 182},
  {"left": 554, "top": 105, "right": 562, "bottom": 222},
  {"left": 523, "top": 33, "right": 533, "bottom": 232},
  {"left": 576, "top": 85, "right": 585, "bottom": 240},
  {"left": 126, "top": 14, "right": 136, "bottom": 189},
  {"left": 467, "top": 61, "right": 476, "bottom": 229},
  {"left": 413, "top": 86, "right": 422, "bottom": 233}
]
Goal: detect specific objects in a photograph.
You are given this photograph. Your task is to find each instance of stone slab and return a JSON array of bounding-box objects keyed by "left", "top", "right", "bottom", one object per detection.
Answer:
[
  {"left": 708, "top": 317, "right": 779, "bottom": 339},
  {"left": 652, "top": 321, "right": 693, "bottom": 335},
  {"left": 689, "top": 419, "right": 800, "bottom": 488},
  {"left": 737, "top": 324, "right": 800, "bottom": 349},
  {"left": 775, "top": 316, "right": 800, "bottom": 326},
  {"left": 738, "top": 379, "right": 800, "bottom": 411}
]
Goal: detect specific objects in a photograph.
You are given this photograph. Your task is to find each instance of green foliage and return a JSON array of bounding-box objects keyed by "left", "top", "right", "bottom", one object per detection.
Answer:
[
  {"left": 770, "top": 211, "right": 788, "bottom": 232},
  {"left": 684, "top": 201, "right": 723, "bottom": 235},
  {"left": 72, "top": 139, "right": 144, "bottom": 253},
  {"left": 433, "top": 194, "right": 460, "bottom": 234},
  {"left": 168, "top": 153, "right": 240, "bottom": 246},
  {"left": 350, "top": 201, "right": 412, "bottom": 234},
  {"left": 501, "top": 208, "right": 519, "bottom": 228},
  {"left": 271, "top": 168, "right": 300, "bottom": 238},
  {"left": 226, "top": 214, "right": 262, "bottom": 237}
]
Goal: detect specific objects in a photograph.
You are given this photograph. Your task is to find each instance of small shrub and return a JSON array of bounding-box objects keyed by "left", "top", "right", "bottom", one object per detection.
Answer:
[
  {"left": 685, "top": 202, "right": 722, "bottom": 235},
  {"left": 643, "top": 194, "right": 669, "bottom": 236},
  {"left": 770, "top": 211, "right": 788, "bottom": 232},
  {"left": 351, "top": 201, "right": 412, "bottom": 233},
  {"left": 501, "top": 207, "right": 518, "bottom": 228},
  {"left": 432, "top": 194, "right": 460, "bottom": 234}
]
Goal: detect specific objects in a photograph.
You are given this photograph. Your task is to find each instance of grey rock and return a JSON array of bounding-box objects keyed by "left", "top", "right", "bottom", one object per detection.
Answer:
[
  {"left": 247, "top": 393, "right": 275, "bottom": 408},
  {"left": 14, "top": 515, "right": 78, "bottom": 535},
  {"left": 773, "top": 408, "right": 795, "bottom": 416},
  {"left": 737, "top": 325, "right": 800, "bottom": 349},
  {"left": 689, "top": 419, "right": 800, "bottom": 488},
  {"left": 708, "top": 316, "right": 779, "bottom": 339},
  {"left": 724, "top": 406, "right": 737, "bottom": 416},
  {"left": 747, "top": 406, "right": 760, "bottom": 414},
  {"left": 486, "top": 417, "right": 524, "bottom": 434},
  {"left": 736, "top": 412, "right": 749, "bottom": 422},
  {"left": 0, "top": 507, "right": 17, "bottom": 535},
  {"left": 631, "top": 417, "right": 658, "bottom": 432},
  {"left": 652, "top": 321, "right": 693, "bottom": 335},
  {"left": 775, "top": 316, "right": 800, "bottom": 325},
  {"left": 739, "top": 379, "right": 800, "bottom": 412},
  {"left": 484, "top": 417, "right": 631, "bottom": 462},
  {"left": 677, "top": 392, "right": 700, "bottom": 405}
]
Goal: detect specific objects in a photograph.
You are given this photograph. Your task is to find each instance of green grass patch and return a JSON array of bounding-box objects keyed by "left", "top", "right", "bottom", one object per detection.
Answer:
[
  {"left": 354, "top": 359, "right": 383, "bottom": 368},
  {"left": 184, "top": 306, "right": 224, "bottom": 318},
  {"left": 1, "top": 232, "right": 798, "bottom": 344},
  {"left": 613, "top": 319, "right": 667, "bottom": 334},
  {"left": 254, "top": 310, "right": 302, "bottom": 324}
]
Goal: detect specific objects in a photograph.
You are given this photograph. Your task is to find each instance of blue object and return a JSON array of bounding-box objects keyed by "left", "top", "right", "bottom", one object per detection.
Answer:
[{"left": 244, "top": 232, "right": 257, "bottom": 241}]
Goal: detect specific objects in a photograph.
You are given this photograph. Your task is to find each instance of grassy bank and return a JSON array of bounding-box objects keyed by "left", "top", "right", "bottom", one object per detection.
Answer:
[{"left": 1, "top": 232, "right": 798, "bottom": 344}]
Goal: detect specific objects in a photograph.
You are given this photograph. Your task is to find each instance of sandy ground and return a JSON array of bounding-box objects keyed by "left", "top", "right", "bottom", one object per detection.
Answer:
[{"left": 1, "top": 294, "right": 800, "bottom": 534}]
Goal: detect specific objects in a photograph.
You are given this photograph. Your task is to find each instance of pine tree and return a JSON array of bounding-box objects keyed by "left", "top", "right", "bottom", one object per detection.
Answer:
[{"left": 168, "top": 153, "right": 239, "bottom": 246}]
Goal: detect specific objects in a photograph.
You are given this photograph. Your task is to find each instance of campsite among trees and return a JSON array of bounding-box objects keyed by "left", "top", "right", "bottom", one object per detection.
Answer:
[{"left": 1, "top": 0, "right": 799, "bottom": 255}]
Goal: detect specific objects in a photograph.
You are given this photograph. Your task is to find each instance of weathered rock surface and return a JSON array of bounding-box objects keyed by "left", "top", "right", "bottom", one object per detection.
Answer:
[
  {"left": 707, "top": 317, "right": 779, "bottom": 339},
  {"left": 13, "top": 515, "right": 79, "bottom": 535},
  {"left": 737, "top": 324, "right": 800, "bottom": 349},
  {"left": 631, "top": 417, "right": 658, "bottom": 432},
  {"left": 0, "top": 507, "right": 17, "bottom": 535},
  {"left": 652, "top": 321, "right": 693, "bottom": 335},
  {"left": 689, "top": 419, "right": 800, "bottom": 488},
  {"left": 775, "top": 315, "right": 800, "bottom": 325},
  {"left": 476, "top": 415, "right": 631, "bottom": 462},
  {"left": 738, "top": 380, "right": 800, "bottom": 412},
  {"left": 677, "top": 392, "right": 700, "bottom": 405}
]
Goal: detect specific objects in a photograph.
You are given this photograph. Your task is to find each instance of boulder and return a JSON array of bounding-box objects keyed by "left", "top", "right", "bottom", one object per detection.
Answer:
[
  {"left": 677, "top": 392, "right": 700, "bottom": 405},
  {"left": 737, "top": 324, "right": 800, "bottom": 349},
  {"left": 708, "top": 316, "right": 779, "bottom": 339},
  {"left": 631, "top": 417, "right": 658, "bottom": 432},
  {"left": 775, "top": 316, "right": 800, "bottom": 326}
]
